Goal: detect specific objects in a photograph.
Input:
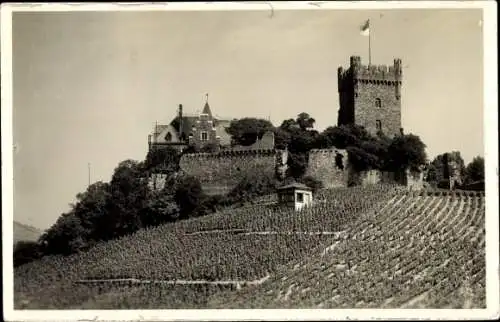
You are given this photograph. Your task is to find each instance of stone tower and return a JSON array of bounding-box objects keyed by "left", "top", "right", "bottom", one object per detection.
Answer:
[{"left": 337, "top": 56, "right": 402, "bottom": 137}]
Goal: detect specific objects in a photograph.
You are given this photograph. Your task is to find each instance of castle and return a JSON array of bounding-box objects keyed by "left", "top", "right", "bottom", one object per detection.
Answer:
[
  {"left": 338, "top": 56, "right": 403, "bottom": 137},
  {"left": 148, "top": 55, "right": 419, "bottom": 192}
]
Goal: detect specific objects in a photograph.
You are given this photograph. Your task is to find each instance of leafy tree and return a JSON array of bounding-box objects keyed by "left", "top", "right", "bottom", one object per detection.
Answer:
[
  {"left": 464, "top": 156, "right": 485, "bottom": 184},
  {"left": 296, "top": 112, "right": 316, "bottom": 131},
  {"left": 317, "top": 124, "right": 372, "bottom": 149},
  {"left": 277, "top": 113, "right": 321, "bottom": 178},
  {"left": 140, "top": 192, "right": 180, "bottom": 227},
  {"left": 14, "top": 240, "right": 43, "bottom": 267},
  {"left": 145, "top": 146, "right": 181, "bottom": 173},
  {"left": 174, "top": 175, "right": 204, "bottom": 218},
  {"left": 226, "top": 118, "right": 274, "bottom": 146},
  {"left": 386, "top": 134, "right": 427, "bottom": 172},
  {"left": 101, "top": 160, "right": 148, "bottom": 239},
  {"left": 39, "top": 212, "right": 88, "bottom": 255},
  {"left": 71, "top": 181, "right": 111, "bottom": 243},
  {"left": 346, "top": 146, "right": 379, "bottom": 172},
  {"left": 228, "top": 170, "right": 278, "bottom": 203}
]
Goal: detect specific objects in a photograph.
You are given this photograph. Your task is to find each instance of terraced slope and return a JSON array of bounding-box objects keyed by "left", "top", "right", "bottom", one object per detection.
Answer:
[
  {"left": 15, "top": 185, "right": 399, "bottom": 309},
  {"left": 206, "top": 191, "right": 486, "bottom": 309}
]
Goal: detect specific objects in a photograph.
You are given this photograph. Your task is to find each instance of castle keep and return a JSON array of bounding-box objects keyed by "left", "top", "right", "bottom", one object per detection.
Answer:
[{"left": 337, "top": 56, "right": 403, "bottom": 137}]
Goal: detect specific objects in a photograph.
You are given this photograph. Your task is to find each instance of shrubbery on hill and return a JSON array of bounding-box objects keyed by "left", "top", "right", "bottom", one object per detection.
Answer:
[
  {"left": 227, "top": 170, "right": 279, "bottom": 204},
  {"left": 13, "top": 240, "right": 43, "bottom": 267}
]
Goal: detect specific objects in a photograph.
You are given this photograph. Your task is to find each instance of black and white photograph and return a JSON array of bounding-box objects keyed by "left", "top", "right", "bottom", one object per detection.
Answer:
[{"left": 2, "top": 1, "right": 498, "bottom": 321}]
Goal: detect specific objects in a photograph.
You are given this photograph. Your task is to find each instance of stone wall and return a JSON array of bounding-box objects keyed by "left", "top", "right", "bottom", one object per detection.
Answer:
[
  {"left": 305, "top": 148, "right": 349, "bottom": 188},
  {"left": 179, "top": 149, "right": 287, "bottom": 194},
  {"left": 148, "top": 173, "right": 169, "bottom": 191},
  {"left": 354, "top": 80, "right": 401, "bottom": 137}
]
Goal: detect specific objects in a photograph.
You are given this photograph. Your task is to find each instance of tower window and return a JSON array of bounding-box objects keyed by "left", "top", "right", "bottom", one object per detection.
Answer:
[
  {"left": 201, "top": 131, "right": 208, "bottom": 141},
  {"left": 375, "top": 98, "right": 382, "bottom": 108},
  {"left": 376, "top": 120, "right": 382, "bottom": 131}
]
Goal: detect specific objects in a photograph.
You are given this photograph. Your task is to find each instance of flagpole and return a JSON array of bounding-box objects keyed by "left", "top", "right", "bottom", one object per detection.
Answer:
[{"left": 368, "top": 24, "right": 372, "bottom": 66}]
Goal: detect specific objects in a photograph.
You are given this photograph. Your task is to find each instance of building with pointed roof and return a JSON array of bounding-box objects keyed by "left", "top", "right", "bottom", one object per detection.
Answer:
[{"left": 148, "top": 96, "right": 233, "bottom": 152}]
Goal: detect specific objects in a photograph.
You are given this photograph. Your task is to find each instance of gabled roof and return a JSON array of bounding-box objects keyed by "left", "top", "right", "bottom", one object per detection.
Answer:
[
  {"left": 277, "top": 182, "right": 312, "bottom": 191},
  {"left": 153, "top": 124, "right": 180, "bottom": 143},
  {"left": 201, "top": 102, "right": 213, "bottom": 118}
]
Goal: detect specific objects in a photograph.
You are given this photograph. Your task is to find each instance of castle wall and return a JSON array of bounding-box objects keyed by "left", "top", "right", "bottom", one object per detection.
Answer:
[
  {"left": 179, "top": 149, "right": 287, "bottom": 195},
  {"left": 305, "top": 148, "right": 349, "bottom": 188}
]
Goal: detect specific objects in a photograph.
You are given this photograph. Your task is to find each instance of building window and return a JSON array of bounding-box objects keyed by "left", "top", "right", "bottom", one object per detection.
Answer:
[
  {"left": 375, "top": 98, "right": 382, "bottom": 108},
  {"left": 296, "top": 192, "right": 304, "bottom": 203},
  {"left": 376, "top": 120, "right": 382, "bottom": 131},
  {"left": 165, "top": 132, "right": 172, "bottom": 142},
  {"left": 201, "top": 131, "right": 208, "bottom": 141}
]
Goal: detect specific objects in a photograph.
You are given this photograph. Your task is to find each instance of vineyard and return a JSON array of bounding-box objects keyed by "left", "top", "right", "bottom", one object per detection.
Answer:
[{"left": 14, "top": 185, "right": 486, "bottom": 309}]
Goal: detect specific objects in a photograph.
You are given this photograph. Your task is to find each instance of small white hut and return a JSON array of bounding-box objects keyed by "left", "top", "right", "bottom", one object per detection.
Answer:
[{"left": 277, "top": 182, "right": 313, "bottom": 211}]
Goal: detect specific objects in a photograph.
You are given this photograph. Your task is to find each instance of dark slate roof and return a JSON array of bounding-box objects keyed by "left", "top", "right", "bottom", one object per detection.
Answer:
[{"left": 277, "top": 182, "right": 312, "bottom": 191}]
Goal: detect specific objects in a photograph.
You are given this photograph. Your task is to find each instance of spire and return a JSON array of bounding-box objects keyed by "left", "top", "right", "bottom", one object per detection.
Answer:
[{"left": 201, "top": 93, "right": 213, "bottom": 118}]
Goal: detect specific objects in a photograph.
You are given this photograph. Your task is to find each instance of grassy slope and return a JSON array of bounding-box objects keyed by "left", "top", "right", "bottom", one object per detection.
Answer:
[
  {"left": 14, "top": 188, "right": 486, "bottom": 309},
  {"left": 14, "top": 221, "right": 42, "bottom": 243}
]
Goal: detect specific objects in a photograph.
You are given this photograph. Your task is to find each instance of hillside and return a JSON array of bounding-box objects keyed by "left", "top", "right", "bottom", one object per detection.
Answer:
[
  {"left": 14, "top": 187, "right": 485, "bottom": 309},
  {"left": 14, "top": 221, "right": 42, "bottom": 244}
]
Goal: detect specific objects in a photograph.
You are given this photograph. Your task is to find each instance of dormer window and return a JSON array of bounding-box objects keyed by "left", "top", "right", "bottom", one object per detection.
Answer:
[
  {"left": 165, "top": 132, "right": 172, "bottom": 142},
  {"left": 375, "top": 98, "right": 382, "bottom": 108}
]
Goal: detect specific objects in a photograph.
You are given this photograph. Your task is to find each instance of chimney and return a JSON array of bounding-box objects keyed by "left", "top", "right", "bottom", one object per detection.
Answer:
[{"left": 178, "top": 104, "right": 183, "bottom": 140}]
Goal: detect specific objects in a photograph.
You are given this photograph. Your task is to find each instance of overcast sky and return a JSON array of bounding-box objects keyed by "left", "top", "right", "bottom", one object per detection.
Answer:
[{"left": 11, "top": 8, "right": 484, "bottom": 229}]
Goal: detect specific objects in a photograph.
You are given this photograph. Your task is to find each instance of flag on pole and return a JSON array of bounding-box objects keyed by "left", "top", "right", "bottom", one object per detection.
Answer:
[{"left": 360, "top": 19, "right": 370, "bottom": 36}]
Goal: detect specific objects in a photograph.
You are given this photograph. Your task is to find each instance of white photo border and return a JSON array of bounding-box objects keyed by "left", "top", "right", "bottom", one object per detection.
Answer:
[{"left": 2, "top": 1, "right": 498, "bottom": 321}]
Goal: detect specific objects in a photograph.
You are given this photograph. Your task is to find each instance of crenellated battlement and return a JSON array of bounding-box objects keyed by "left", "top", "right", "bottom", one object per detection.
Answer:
[
  {"left": 181, "top": 148, "right": 281, "bottom": 160},
  {"left": 338, "top": 56, "right": 402, "bottom": 87}
]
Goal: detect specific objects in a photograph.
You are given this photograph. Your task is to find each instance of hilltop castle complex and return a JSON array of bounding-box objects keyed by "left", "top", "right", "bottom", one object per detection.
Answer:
[{"left": 148, "top": 55, "right": 419, "bottom": 192}]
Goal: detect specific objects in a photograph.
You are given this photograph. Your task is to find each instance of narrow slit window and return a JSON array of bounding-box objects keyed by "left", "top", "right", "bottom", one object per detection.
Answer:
[
  {"left": 375, "top": 98, "right": 382, "bottom": 108},
  {"left": 201, "top": 132, "right": 208, "bottom": 141}
]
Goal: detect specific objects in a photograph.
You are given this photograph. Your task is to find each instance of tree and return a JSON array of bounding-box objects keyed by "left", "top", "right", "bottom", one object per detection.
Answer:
[
  {"left": 386, "top": 134, "right": 427, "bottom": 172},
  {"left": 317, "top": 124, "right": 372, "bottom": 150},
  {"left": 71, "top": 181, "right": 111, "bottom": 243},
  {"left": 226, "top": 118, "right": 274, "bottom": 146},
  {"left": 174, "top": 175, "right": 204, "bottom": 218},
  {"left": 14, "top": 240, "right": 43, "bottom": 267},
  {"left": 140, "top": 192, "right": 180, "bottom": 226},
  {"left": 228, "top": 170, "right": 278, "bottom": 203},
  {"left": 464, "top": 156, "right": 485, "bottom": 184},
  {"left": 145, "top": 146, "right": 181, "bottom": 173},
  {"left": 102, "top": 160, "right": 148, "bottom": 239},
  {"left": 296, "top": 112, "right": 316, "bottom": 131},
  {"left": 39, "top": 212, "right": 88, "bottom": 255}
]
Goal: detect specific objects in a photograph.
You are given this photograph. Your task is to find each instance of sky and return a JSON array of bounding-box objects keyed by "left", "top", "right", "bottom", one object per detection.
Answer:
[{"left": 10, "top": 8, "right": 484, "bottom": 229}]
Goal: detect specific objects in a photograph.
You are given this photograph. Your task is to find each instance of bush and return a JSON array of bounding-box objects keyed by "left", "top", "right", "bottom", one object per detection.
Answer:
[
  {"left": 140, "top": 192, "right": 180, "bottom": 227},
  {"left": 174, "top": 175, "right": 204, "bottom": 218},
  {"left": 300, "top": 175, "right": 323, "bottom": 193},
  {"left": 228, "top": 171, "right": 278, "bottom": 203},
  {"left": 14, "top": 240, "right": 43, "bottom": 267}
]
